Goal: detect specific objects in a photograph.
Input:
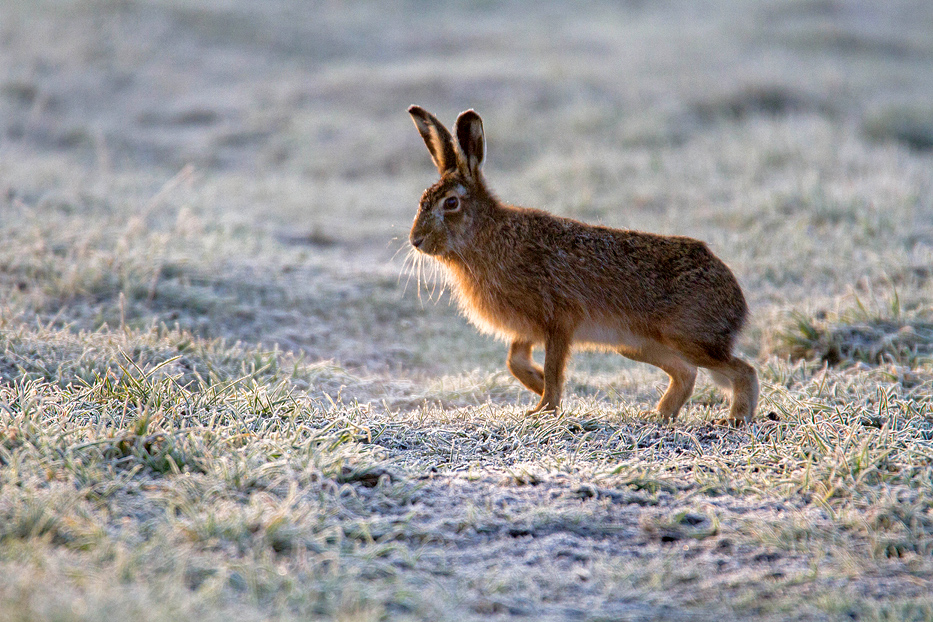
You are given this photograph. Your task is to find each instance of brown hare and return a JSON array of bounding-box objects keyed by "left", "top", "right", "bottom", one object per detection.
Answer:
[{"left": 407, "top": 106, "right": 758, "bottom": 424}]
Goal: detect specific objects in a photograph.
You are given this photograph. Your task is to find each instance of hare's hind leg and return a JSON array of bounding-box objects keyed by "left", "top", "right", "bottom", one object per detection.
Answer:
[
  {"left": 507, "top": 340, "right": 544, "bottom": 396},
  {"left": 617, "top": 342, "right": 697, "bottom": 422},
  {"left": 705, "top": 357, "right": 759, "bottom": 423}
]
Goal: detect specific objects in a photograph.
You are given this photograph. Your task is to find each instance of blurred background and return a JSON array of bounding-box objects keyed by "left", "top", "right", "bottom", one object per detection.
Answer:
[
  {"left": 4, "top": 5, "right": 933, "bottom": 618},
  {"left": 1, "top": 0, "right": 932, "bottom": 375}
]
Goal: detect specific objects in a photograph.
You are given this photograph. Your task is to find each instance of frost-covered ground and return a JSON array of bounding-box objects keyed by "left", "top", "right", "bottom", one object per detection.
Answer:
[{"left": 1, "top": 1, "right": 933, "bottom": 619}]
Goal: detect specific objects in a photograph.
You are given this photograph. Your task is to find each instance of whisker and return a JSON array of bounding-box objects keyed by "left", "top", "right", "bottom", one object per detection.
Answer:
[
  {"left": 395, "top": 240, "right": 450, "bottom": 307},
  {"left": 430, "top": 259, "right": 441, "bottom": 302},
  {"left": 390, "top": 238, "right": 409, "bottom": 262},
  {"left": 400, "top": 250, "right": 415, "bottom": 294},
  {"left": 396, "top": 243, "right": 410, "bottom": 283},
  {"left": 406, "top": 248, "right": 423, "bottom": 299},
  {"left": 397, "top": 242, "right": 416, "bottom": 292},
  {"left": 417, "top": 252, "right": 427, "bottom": 304}
]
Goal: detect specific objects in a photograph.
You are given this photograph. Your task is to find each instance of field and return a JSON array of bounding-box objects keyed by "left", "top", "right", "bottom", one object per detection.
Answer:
[{"left": 2, "top": 1, "right": 933, "bottom": 620}]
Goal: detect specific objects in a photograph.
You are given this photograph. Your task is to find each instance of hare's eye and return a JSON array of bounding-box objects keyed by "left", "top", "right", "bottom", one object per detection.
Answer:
[{"left": 443, "top": 196, "right": 460, "bottom": 211}]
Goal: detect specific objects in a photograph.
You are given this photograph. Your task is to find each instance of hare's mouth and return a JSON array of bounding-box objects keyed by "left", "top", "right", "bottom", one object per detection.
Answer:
[
  {"left": 412, "top": 244, "right": 444, "bottom": 257},
  {"left": 410, "top": 235, "right": 445, "bottom": 256}
]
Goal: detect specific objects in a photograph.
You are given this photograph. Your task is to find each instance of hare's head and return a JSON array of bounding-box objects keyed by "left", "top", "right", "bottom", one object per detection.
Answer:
[{"left": 408, "top": 106, "right": 491, "bottom": 257}]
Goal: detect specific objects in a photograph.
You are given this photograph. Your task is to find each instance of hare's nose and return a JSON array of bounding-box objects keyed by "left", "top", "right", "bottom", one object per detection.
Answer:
[{"left": 411, "top": 235, "right": 425, "bottom": 248}]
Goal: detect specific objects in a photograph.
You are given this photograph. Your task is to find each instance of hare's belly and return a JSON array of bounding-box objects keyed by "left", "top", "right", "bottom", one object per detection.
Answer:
[{"left": 573, "top": 320, "right": 647, "bottom": 350}]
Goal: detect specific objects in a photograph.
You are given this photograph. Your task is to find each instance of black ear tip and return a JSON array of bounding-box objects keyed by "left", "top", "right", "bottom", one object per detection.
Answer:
[{"left": 408, "top": 105, "right": 427, "bottom": 117}]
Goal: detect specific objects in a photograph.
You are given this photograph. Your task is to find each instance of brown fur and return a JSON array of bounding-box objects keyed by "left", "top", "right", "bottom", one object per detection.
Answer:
[{"left": 407, "top": 106, "right": 758, "bottom": 423}]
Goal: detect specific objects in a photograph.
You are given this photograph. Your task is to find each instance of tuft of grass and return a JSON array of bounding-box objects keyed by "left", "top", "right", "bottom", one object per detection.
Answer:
[
  {"left": 771, "top": 292, "right": 933, "bottom": 367},
  {"left": 690, "top": 84, "right": 833, "bottom": 123},
  {"left": 864, "top": 105, "right": 933, "bottom": 152},
  {"left": 640, "top": 508, "right": 720, "bottom": 542}
]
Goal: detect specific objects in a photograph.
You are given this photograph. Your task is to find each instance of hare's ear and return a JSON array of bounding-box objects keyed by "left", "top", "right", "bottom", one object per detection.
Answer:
[
  {"left": 454, "top": 109, "right": 485, "bottom": 178},
  {"left": 408, "top": 105, "right": 458, "bottom": 176}
]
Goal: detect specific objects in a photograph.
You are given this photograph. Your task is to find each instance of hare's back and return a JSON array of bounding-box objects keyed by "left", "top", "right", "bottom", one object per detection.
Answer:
[
  {"left": 524, "top": 216, "right": 747, "bottom": 327},
  {"left": 534, "top": 217, "right": 736, "bottom": 293}
]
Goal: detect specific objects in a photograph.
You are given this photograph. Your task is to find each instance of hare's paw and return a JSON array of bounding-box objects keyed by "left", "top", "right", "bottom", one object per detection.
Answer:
[
  {"left": 712, "top": 416, "right": 748, "bottom": 428},
  {"left": 526, "top": 400, "right": 559, "bottom": 416},
  {"left": 640, "top": 409, "right": 675, "bottom": 425}
]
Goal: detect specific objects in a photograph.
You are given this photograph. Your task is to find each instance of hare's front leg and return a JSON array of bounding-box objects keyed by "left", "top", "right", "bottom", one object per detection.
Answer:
[
  {"left": 507, "top": 340, "right": 544, "bottom": 396},
  {"left": 526, "top": 330, "right": 571, "bottom": 415}
]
